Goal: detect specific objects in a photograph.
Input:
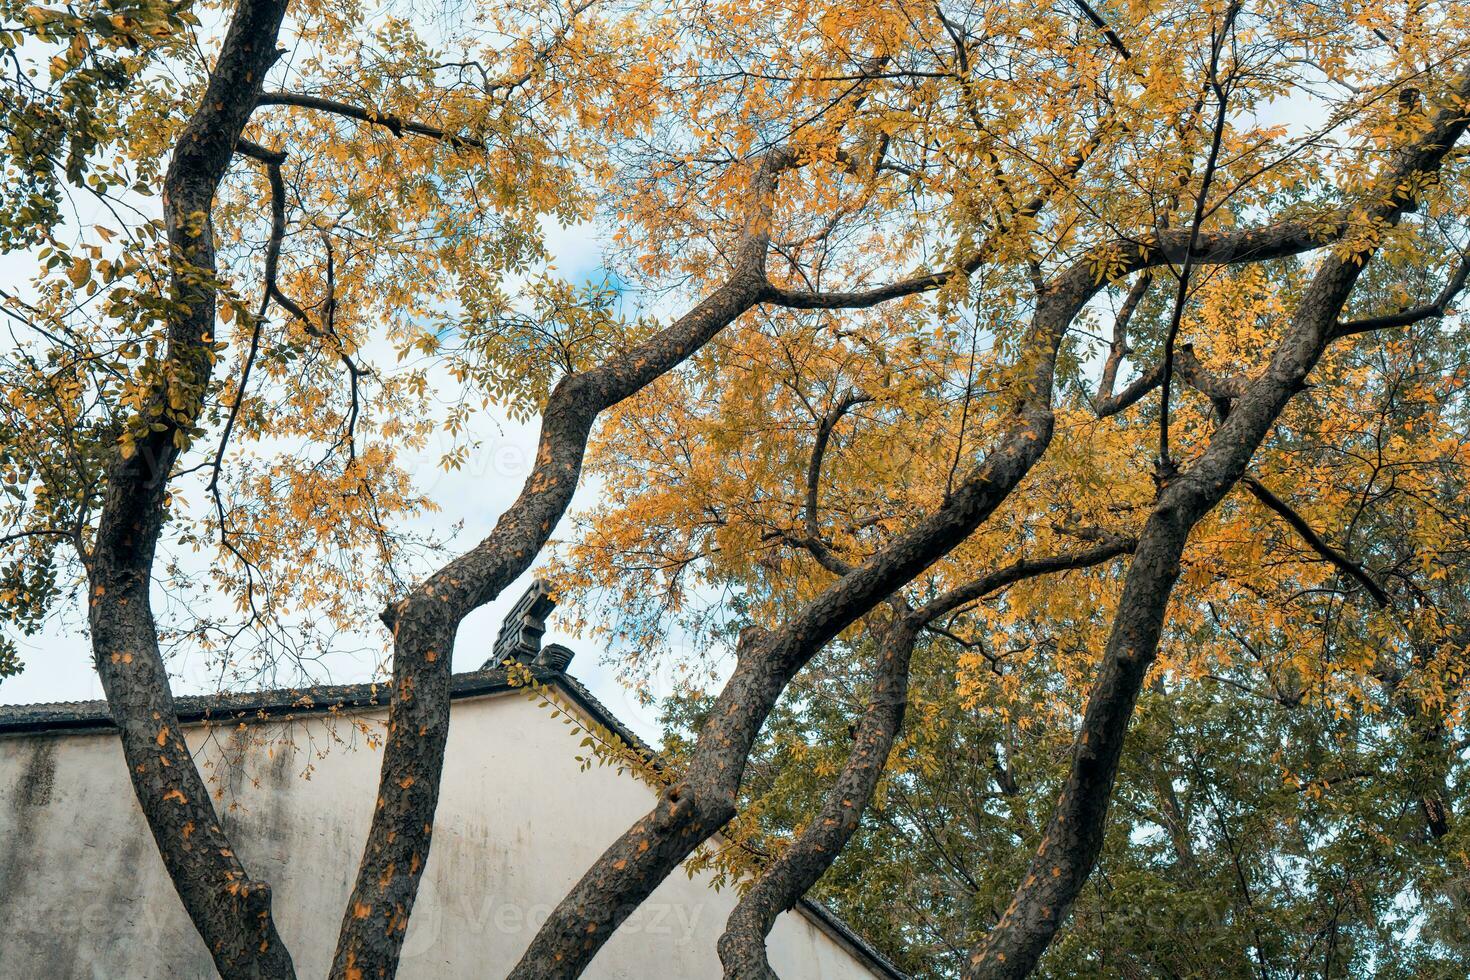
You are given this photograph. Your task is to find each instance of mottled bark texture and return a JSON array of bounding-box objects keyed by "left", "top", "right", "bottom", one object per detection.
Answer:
[
  {"left": 716, "top": 613, "right": 921, "bottom": 980},
  {"left": 86, "top": 1, "right": 294, "bottom": 977},
  {"left": 717, "top": 540, "right": 1135, "bottom": 980},
  {"left": 965, "top": 75, "right": 1470, "bottom": 980},
  {"left": 507, "top": 207, "right": 1336, "bottom": 980},
  {"left": 328, "top": 152, "right": 797, "bottom": 980},
  {"left": 507, "top": 305, "right": 1061, "bottom": 980}
]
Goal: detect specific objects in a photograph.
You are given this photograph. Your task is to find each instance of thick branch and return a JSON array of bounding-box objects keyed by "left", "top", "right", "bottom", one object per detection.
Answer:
[
  {"left": 717, "top": 539, "right": 1135, "bottom": 980},
  {"left": 1097, "top": 341, "right": 1252, "bottom": 423},
  {"left": 86, "top": 2, "right": 296, "bottom": 977},
  {"left": 799, "top": 389, "right": 872, "bottom": 575},
  {"left": 328, "top": 150, "right": 797, "bottom": 980},
  {"left": 1242, "top": 476, "right": 1390, "bottom": 607},
  {"left": 966, "top": 71, "right": 1470, "bottom": 980},
  {"left": 1092, "top": 272, "right": 1153, "bottom": 417},
  {"left": 234, "top": 137, "right": 286, "bottom": 164},
  {"left": 771, "top": 214, "right": 1342, "bottom": 312},
  {"left": 1163, "top": 344, "right": 1388, "bottom": 606},
  {"left": 256, "top": 91, "right": 486, "bottom": 150},
  {"left": 1333, "top": 252, "right": 1470, "bottom": 337},
  {"left": 770, "top": 121, "right": 1112, "bottom": 311},
  {"left": 718, "top": 612, "right": 919, "bottom": 980},
  {"left": 919, "top": 538, "right": 1138, "bottom": 623},
  {"left": 1173, "top": 342, "right": 1249, "bottom": 403},
  {"left": 1069, "top": 0, "right": 1131, "bottom": 60}
]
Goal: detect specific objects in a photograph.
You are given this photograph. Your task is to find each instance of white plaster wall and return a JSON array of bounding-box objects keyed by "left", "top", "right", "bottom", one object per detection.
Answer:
[{"left": 0, "top": 689, "right": 882, "bottom": 980}]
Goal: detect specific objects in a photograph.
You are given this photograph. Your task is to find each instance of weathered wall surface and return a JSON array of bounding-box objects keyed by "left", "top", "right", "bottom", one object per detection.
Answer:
[{"left": 0, "top": 690, "right": 878, "bottom": 979}]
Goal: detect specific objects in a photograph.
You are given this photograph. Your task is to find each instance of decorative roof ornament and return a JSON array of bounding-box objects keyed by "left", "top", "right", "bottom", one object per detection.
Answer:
[
  {"left": 486, "top": 579, "right": 569, "bottom": 670},
  {"left": 535, "top": 643, "right": 575, "bottom": 673}
]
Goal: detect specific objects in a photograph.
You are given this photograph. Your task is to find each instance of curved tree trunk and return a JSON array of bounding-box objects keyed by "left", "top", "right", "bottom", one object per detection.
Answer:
[
  {"left": 87, "top": 1, "right": 295, "bottom": 976},
  {"left": 718, "top": 540, "right": 1135, "bottom": 980},
  {"left": 718, "top": 614, "right": 921, "bottom": 980},
  {"left": 328, "top": 152, "right": 795, "bottom": 979},
  {"left": 965, "top": 75, "right": 1470, "bottom": 980},
  {"left": 507, "top": 354, "right": 1061, "bottom": 980}
]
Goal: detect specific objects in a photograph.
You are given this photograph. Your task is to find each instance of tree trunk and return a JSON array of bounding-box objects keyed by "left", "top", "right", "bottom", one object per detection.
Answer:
[
  {"left": 965, "top": 76, "right": 1470, "bottom": 979},
  {"left": 88, "top": 1, "right": 295, "bottom": 976},
  {"left": 328, "top": 154, "right": 795, "bottom": 979},
  {"left": 718, "top": 540, "right": 1134, "bottom": 979}
]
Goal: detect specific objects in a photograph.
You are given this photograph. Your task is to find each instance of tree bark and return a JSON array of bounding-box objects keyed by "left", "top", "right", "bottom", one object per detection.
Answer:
[
  {"left": 965, "top": 75, "right": 1470, "bottom": 980},
  {"left": 328, "top": 151, "right": 797, "bottom": 979},
  {"left": 716, "top": 612, "right": 920, "bottom": 980},
  {"left": 506, "top": 206, "right": 1337, "bottom": 980},
  {"left": 718, "top": 540, "right": 1135, "bottom": 980},
  {"left": 87, "top": 1, "right": 294, "bottom": 976}
]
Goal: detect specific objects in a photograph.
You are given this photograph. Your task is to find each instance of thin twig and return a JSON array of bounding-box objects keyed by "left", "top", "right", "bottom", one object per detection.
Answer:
[
  {"left": 1243, "top": 476, "right": 1391, "bottom": 607},
  {"left": 1070, "top": 0, "right": 1132, "bottom": 60},
  {"left": 1159, "top": 1, "right": 1241, "bottom": 477}
]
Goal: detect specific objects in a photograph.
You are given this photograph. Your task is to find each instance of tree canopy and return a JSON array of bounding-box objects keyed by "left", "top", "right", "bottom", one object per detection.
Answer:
[{"left": 3, "top": 0, "right": 1470, "bottom": 976}]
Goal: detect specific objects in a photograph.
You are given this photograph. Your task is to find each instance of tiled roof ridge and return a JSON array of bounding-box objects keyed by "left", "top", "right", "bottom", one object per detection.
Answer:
[
  {"left": 0, "top": 665, "right": 908, "bottom": 977},
  {"left": 0, "top": 577, "right": 908, "bottom": 979},
  {"left": 0, "top": 665, "right": 540, "bottom": 735}
]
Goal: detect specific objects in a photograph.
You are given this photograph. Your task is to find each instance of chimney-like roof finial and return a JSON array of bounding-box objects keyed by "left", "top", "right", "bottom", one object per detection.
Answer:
[{"left": 486, "top": 579, "right": 565, "bottom": 669}]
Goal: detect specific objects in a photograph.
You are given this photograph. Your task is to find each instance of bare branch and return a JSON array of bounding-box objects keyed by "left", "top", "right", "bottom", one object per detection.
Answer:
[
  {"left": 770, "top": 117, "right": 1114, "bottom": 310},
  {"left": 481, "top": 0, "right": 599, "bottom": 94},
  {"left": 256, "top": 91, "right": 486, "bottom": 150},
  {"left": 800, "top": 389, "right": 872, "bottom": 575},
  {"left": 770, "top": 215, "right": 1343, "bottom": 312},
  {"left": 1242, "top": 476, "right": 1391, "bottom": 607},
  {"left": 1092, "top": 272, "right": 1153, "bottom": 416},
  {"left": 1069, "top": 0, "right": 1132, "bottom": 60},
  {"left": 209, "top": 142, "right": 288, "bottom": 508},
  {"left": 1333, "top": 252, "right": 1470, "bottom": 337}
]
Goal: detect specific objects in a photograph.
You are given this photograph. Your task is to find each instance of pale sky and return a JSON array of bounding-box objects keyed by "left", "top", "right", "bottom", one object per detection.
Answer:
[
  {"left": 0, "top": 37, "right": 1338, "bottom": 746},
  {"left": 0, "top": 214, "right": 678, "bottom": 741}
]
